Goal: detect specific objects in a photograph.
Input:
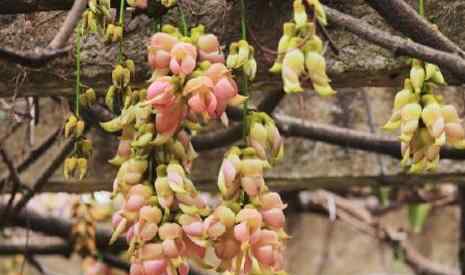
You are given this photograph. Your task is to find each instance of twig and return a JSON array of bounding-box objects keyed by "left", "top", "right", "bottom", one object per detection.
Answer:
[
  {"left": 0, "top": 127, "right": 60, "bottom": 188},
  {"left": 13, "top": 135, "right": 76, "bottom": 213}
]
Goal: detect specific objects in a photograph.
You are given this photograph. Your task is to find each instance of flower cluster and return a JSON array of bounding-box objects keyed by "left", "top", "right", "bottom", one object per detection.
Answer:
[
  {"left": 101, "top": 23, "right": 288, "bottom": 275},
  {"left": 270, "top": 0, "right": 334, "bottom": 96},
  {"left": 226, "top": 40, "right": 257, "bottom": 81},
  {"left": 247, "top": 112, "right": 284, "bottom": 163},
  {"left": 64, "top": 115, "right": 92, "bottom": 180},
  {"left": 71, "top": 201, "right": 97, "bottom": 258},
  {"left": 213, "top": 147, "right": 288, "bottom": 274},
  {"left": 146, "top": 25, "right": 245, "bottom": 142},
  {"left": 384, "top": 59, "right": 465, "bottom": 173},
  {"left": 82, "top": 0, "right": 112, "bottom": 35}
]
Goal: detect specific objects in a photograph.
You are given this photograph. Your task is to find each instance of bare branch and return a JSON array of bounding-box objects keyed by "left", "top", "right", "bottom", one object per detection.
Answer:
[
  {"left": 275, "top": 114, "right": 465, "bottom": 160},
  {"left": 48, "top": 0, "right": 88, "bottom": 49},
  {"left": 364, "top": 0, "right": 465, "bottom": 56},
  {"left": 0, "top": 47, "right": 71, "bottom": 67},
  {"left": 324, "top": 5, "right": 465, "bottom": 82},
  {"left": 13, "top": 135, "right": 76, "bottom": 213},
  {"left": 308, "top": 190, "right": 460, "bottom": 275},
  {"left": 0, "top": 127, "right": 60, "bottom": 189}
]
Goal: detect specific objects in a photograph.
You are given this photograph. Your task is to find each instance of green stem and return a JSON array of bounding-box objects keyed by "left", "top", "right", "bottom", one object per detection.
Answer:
[
  {"left": 75, "top": 24, "right": 82, "bottom": 117},
  {"left": 178, "top": 4, "right": 188, "bottom": 36},
  {"left": 418, "top": 0, "right": 424, "bottom": 17},
  {"left": 118, "top": 0, "right": 125, "bottom": 64},
  {"left": 240, "top": 0, "right": 249, "bottom": 140},
  {"left": 240, "top": 0, "right": 247, "bottom": 40}
]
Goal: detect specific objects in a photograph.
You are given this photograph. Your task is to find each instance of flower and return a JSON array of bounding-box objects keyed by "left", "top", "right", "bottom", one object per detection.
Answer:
[
  {"left": 148, "top": 33, "right": 178, "bottom": 72},
  {"left": 170, "top": 42, "right": 198, "bottom": 76},
  {"left": 197, "top": 34, "right": 225, "bottom": 63},
  {"left": 146, "top": 76, "right": 177, "bottom": 112}
]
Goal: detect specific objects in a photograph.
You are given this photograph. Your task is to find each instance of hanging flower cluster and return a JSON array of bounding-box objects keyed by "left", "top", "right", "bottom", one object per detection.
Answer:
[
  {"left": 270, "top": 0, "right": 334, "bottom": 96},
  {"left": 64, "top": 115, "right": 92, "bottom": 180},
  {"left": 384, "top": 60, "right": 465, "bottom": 173},
  {"left": 226, "top": 39, "right": 257, "bottom": 81},
  {"left": 213, "top": 146, "right": 288, "bottom": 274},
  {"left": 71, "top": 201, "right": 113, "bottom": 275},
  {"left": 99, "top": 21, "right": 289, "bottom": 275}
]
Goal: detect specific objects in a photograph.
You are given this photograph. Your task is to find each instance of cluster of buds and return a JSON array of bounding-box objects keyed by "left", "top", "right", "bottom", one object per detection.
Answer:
[
  {"left": 64, "top": 115, "right": 92, "bottom": 180},
  {"left": 270, "top": 0, "right": 334, "bottom": 96},
  {"left": 105, "top": 59, "right": 137, "bottom": 112},
  {"left": 104, "top": 23, "right": 124, "bottom": 43},
  {"left": 80, "top": 88, "right": 97, "bottom": 107},
  {"left": 145, "top": 24, "right": 245, "bottom": 142},
  {"left": 71, "top": 201, "right": 98, "bottom": 257},
  {"left": 82, "top": 0, "right": 112, "bottom": 35},
  {"left": 226, "top": 40, "right": 257, "bottom": 81},
  {"left": 384, "top": 59, "right": 465, "bottom": 172},
  {"left": 247, "top": 112, "right": 284, "bottom": 163},
  {"left": 82, "top": 257, "right": 112, "bottom": 275}
]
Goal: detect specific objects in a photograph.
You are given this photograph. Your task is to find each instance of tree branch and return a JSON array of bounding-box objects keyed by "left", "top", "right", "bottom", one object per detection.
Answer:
[
  {"left": 275, "top": 109, "right": 465, "bottom": 160},
  {"left": 364, "top": 0, "right": 465, "bottom": 56},
  {"left": 324, "top": 5, "right": 465, "bottom": 82},
  {"left": 12, "top": 135, "right": 76, "bottom": 214},
  {"left": 0, "top": 146, "right": 26, "bottom": 223},
  {"left": 48, "top": 0, "right": 88, "bottom": 50},
  {"left": 0, "top": 47, "right": 71, "bottom": 67},
  {"left": 0, "top": 127, "right": 60, "bottom": 188},
  {"left": 308, "top": 190, "right": 460, "bottom": 275}
]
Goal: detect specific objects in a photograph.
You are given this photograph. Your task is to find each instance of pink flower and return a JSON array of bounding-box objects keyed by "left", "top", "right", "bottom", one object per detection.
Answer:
[
  {"left": 170, "top": 42, "right": 197, "bottom": 76},
  {"left": 234, "top": 208, "right": 263, "bottom": 243},
  {"left": 250, "top": 229, "right": 285, "bottom": 270},
  {"left": 155, "top": 100, "right": 186, "bottom": 137},
  {"left": 183, "top": 76, "right": 218, "bottom": 118},
  {"left": 146, "top": 77, "right": 176, "bottom": 112},
  {"left": 260, "top": 192, "right": 287, "bottom": 229},
  {"left": 205, "top": 63, "right": 242, "bottom": 117},
  {"left": 148, "top": 33, "right": 178, "bottom": 70},
  {"left": 197, "top": 34, "right": 224, "bottom": 63}
]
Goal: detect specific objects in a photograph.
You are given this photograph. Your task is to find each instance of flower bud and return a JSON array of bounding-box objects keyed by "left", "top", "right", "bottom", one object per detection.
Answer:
[
  {"left": 270, "top": 22, "right": 296, "bottom": 74},
  {"left": 293, "top": 0, "right": 308, "bottom": 29},
  {"left": 77, "top": 158, "right": 88, "bottom": 180},
  {"left": 282, "top": 46, "right": 305, "bottom": 93},
  {"left": 410, "top": 59, "right": 425, "bottom": 94}
]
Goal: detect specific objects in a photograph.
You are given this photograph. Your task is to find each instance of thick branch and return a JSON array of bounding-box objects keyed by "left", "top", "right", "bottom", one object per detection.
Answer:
[
  {"left": 275, "top": 108, "right": 465, "bottom": 160},
  {"left": 0, "top": 47, "right": 70, "bottom": 67},
  {"left": 364, "top": 0, "right": 465, "bottom": 56},
  {"left": 324, "top": 5, "right": 465, "bottom": 82}
]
